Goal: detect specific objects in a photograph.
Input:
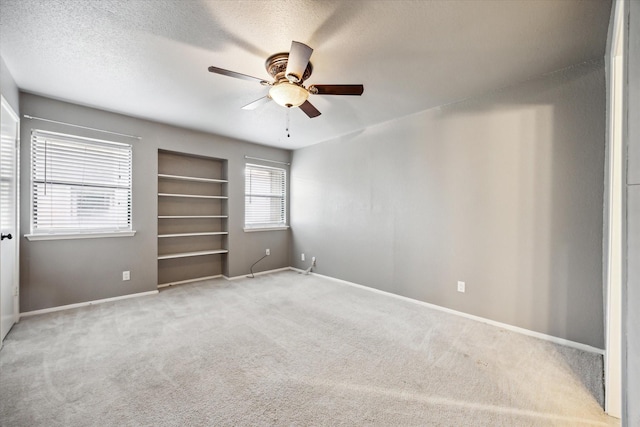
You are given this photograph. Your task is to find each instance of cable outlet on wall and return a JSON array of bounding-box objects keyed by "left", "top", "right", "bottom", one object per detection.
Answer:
[
  {"left": 123, "top": 271, "right": 130, "bottom": 281},
  {"left": 457, "top": 281, "right": 465, "bottom": 293},
  {"left": 312, "top": 257, "right": 316, "bottom": 267},
  {"left": 301, "top": 253, "right": 305, "bottom": 261},
  {"left": 265, "top": 248, "right": 270, "bottom": 256}
]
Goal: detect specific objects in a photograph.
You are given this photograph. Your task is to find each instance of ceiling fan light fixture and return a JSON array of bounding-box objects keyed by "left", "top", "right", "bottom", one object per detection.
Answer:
[
  {"left": 208, "top": 39, "right": 363, "bottom": 118},
  {"left": 269, "top": 81, "right": 309, "bottom": 108}
]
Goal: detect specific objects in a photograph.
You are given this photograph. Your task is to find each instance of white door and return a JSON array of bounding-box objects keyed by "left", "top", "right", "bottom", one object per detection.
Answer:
[{"left": 0, "top": 95, "right": 19, "bottom": 343}]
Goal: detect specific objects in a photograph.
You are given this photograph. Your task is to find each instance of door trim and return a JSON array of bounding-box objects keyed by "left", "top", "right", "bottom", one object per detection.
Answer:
[
  {"left": 604, "top": 0, "right": 625, "bottom": 417},
  {"left": 0, "top": 94, "right": 20, "bottom": 346}
]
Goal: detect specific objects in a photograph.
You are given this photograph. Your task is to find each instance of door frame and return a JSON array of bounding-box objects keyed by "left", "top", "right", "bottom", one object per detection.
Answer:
[
  {"left": 0, "top": 94, "right": 20, "bottom": 347},
  {"left": 604, "top": 0, "right": 626, "bottom": 418}
]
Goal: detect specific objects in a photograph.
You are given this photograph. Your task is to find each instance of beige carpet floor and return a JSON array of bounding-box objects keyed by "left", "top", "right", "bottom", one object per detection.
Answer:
[{"left": 0, "top": 271, "right": 619, "bottom": 426}]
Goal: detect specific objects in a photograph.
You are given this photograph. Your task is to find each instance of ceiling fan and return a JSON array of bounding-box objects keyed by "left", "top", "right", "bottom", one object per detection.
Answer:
[{"left": 208, "top": 41, "right": 364, "bottom": 118}]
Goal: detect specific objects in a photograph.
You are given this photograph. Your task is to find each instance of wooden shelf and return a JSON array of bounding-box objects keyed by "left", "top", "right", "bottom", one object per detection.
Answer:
[
  {"left": 158, "top": 231, "right": 229, "bottom": 238},
  {"left": 158, "top": 249, "right": 228, "bottom": 260},
  {"left": 158, "top": 215, "right": 228, "bottom": 219},
  {"left": 158, "top": 275, "right": 222, "bottom": 288},
  {"left": 158, "top": 173, "right": 227, "bottom": 183},
  {"left": 158, "top": 193, "right": 228, "bottom": 199},
  {"left": 158, "top": 150, "right": 228, "bottom": 286}
]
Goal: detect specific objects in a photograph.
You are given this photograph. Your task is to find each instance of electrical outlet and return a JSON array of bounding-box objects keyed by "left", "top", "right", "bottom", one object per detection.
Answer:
[
  {"left": 457, "top": 281, "right": 465, "bottom": 293},
  {"left": 312, "top": 257, "right": 316, "bottom": 267},
  {"left": 301, "top": 253, "right": 305, "bottom": 261},
  {"left": 123, "top": 271, "right": 130, "bottom": 281},
  {"left": 265, "top": 248, "right": 270, "bottom": 256}
]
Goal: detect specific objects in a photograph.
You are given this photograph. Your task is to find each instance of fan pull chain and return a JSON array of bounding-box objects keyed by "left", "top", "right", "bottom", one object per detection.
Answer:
[{"left": 285, "top": 108, "right": 291, "bottom": 138}]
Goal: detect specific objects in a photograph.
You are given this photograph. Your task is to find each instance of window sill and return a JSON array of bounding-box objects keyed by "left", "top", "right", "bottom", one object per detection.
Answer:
[
  {"left": 25, "top": 231, "right": 137, "bottom": 241},
  {"left": 243, "top": 226, "right": 289, "bottom": 233}
]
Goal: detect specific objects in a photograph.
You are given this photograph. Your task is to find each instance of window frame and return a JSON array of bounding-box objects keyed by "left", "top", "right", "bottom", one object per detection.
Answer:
[
  {"left": 244, "top": 163, "right": 288, "bottom": 232},
  {"left": 25, "top": 129, "right": 135, "bottom": 241}
]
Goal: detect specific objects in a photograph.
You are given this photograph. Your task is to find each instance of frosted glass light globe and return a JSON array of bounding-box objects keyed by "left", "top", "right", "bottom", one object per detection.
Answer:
[{"left": 269, "top": 82, "right": 309, "bottom": 108}]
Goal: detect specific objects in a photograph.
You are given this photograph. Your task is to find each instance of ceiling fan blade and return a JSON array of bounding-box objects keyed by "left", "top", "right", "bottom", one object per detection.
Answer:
[
  {"left": 285, "top": 41, "right": 313, "bottom": 83},
  {"left": 310, "top": 84, "right": 364, "bottom": 96},
  {"left": 208, "top": 66, "right": 267, "bottom": 84},
  {"left": 299, "top": 100, "right": 321, "bottom": 118},
  {"left": 241, "top": 96, "right": 271, "bottom": 110}
]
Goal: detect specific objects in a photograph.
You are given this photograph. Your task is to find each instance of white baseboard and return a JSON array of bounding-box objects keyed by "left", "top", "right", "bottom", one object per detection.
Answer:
[
  {"left": 224, "top": 267, "right": 293, "bottom": 281},
  {"left": 20, "top": 290, "right": 159, "bottom": 318},
  {"left": 17, "top": 268, "right": 605, "bottom": 356},
  {"left": 309, "top": 272, "right": 605, "bottom": 355}
]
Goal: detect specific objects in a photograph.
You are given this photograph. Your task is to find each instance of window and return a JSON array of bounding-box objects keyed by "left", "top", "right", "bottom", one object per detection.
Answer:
[
  {"left": 245, "top": 163, "right": 287, "bottom": 230},
  {"left": 28, "top": 130, "right": 133, "bottom": 238}
]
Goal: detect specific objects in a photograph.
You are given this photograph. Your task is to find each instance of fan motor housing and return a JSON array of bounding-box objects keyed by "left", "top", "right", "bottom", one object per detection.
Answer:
[{"left": 265, "top": 53, "right": 313, "bottom": 83}]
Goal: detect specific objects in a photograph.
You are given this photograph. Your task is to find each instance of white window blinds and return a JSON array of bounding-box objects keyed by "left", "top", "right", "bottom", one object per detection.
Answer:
[
  {"left": 245, "top": 163, "right": 286, "bottom": 229},
  {"left": 31, "top": 130, "right": 132, "bottom": 234}
]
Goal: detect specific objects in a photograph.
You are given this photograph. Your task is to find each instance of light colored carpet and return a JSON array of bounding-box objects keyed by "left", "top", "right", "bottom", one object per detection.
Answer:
[{"left": 0, "top": 271, "right": 618, "bottom": 426}]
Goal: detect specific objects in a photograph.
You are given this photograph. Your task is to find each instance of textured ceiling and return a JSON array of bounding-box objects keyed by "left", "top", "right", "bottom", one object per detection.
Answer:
[{"left": 0, "top": 0, "right": 612, "bottom": 149}]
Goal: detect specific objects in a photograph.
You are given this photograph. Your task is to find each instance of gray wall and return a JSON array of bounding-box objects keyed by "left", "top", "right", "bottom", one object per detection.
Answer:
[
  {"left": 0, "top": 55, "right": 19, "bottom": 114},
  {"left": 291, "top": 60, "right": 606, "bottom": 349},
  {"left": 19, "top": 93, "right": 291, "bottom": 312},
  {"left": 624, "top": 0, "right": 640, "bottom": 424}
]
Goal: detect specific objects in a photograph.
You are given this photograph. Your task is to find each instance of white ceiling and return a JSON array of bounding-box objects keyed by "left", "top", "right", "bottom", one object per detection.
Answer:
[{"left": 0, "top": 0, "right": 612, "bottom": 150}]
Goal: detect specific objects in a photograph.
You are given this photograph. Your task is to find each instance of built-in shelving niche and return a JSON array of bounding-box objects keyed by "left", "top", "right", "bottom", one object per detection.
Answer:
[{"left": 157, "top": 150, "right": 228, "bottom": 287}]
